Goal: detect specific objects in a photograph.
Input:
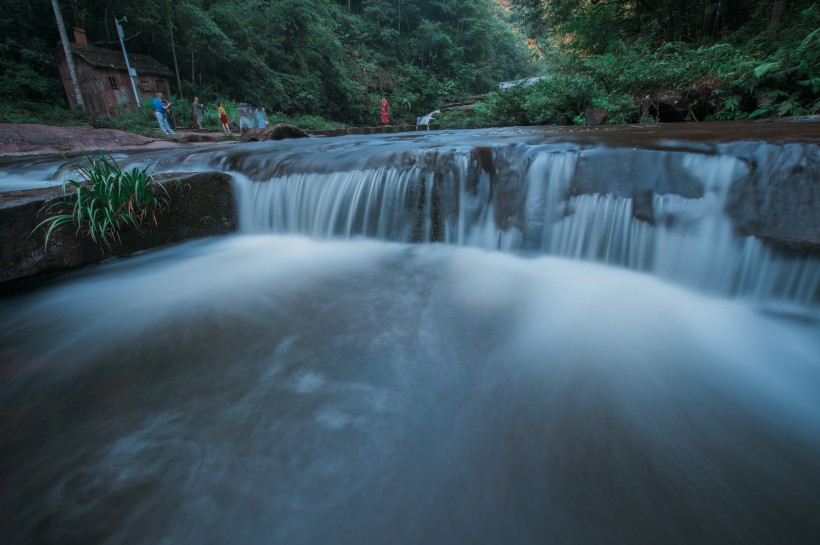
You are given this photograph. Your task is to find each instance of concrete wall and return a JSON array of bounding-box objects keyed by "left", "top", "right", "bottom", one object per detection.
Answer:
[{"left": 0, "top": 171, "right": 236, "bottom": 291}]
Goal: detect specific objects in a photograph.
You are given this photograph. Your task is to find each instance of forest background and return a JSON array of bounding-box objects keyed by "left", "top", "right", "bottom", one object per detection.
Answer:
[{"left": 0, "top": 0, "right": 818, "bottom": 132}]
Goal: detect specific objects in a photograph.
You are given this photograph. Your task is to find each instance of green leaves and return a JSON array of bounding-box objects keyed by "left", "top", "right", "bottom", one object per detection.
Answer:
[
  {"left": 508, "top": 0, "right": 820, "bottom": 122},
  {"left": 753, "top": 62, "right": 781, "bottom": 79},
  {"left": 33, "top": 152, "right": 169, "bottom": 252},
  {"left": 797, "top": 27, "right": 820, "bottom": 54},
  {"left": 799, "top": 76, "right": 820, "bottom": 94},
  {"left": 3, "top": 0, "right": 534, "bottom": 125}
]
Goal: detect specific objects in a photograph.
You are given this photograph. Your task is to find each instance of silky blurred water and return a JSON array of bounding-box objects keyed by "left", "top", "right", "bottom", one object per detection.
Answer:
[
  {"left": 2, "top": 235, "right": 819, "bottom": 544},
  {"left": 2, "top": 122, "right": 819, "bottom": 542}
]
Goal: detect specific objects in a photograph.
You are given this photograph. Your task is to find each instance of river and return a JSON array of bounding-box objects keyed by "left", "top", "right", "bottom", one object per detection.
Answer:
[{"left": 1, "top": 121, "right": 819, "bottom": 544}]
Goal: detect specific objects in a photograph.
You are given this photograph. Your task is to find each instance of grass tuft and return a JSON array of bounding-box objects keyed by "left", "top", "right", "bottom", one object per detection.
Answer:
[{"left": 33, "top": 151, "right": 169, "bottom": 252}]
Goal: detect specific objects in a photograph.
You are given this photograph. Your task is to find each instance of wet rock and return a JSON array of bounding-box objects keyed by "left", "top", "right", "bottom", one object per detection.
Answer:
[
  {"left": 725, "top": 144, "right": 820, "bottom": 250},
  {"left": 585, "top": 109, "right": 607, "bottom": 125},
  {"left": 0, "top": 123, "right": 177, "bottom": 156},
  {"left": 0, "top": 172, "right": 237, "bottom": 291},
  {"left": 573, "top": 148, "right": 705, "bottom": 199},
  {"left": 242, "top": 123, "right": 309, "bottom": 142},
  {"left": 631, "top": 189, "right": 656, "bottom": 225},
  {"left": 649, "top": 94, "right": 688, "bottom": 122},
  {"left": 471, "top": 147, "right": 495, "bottom": 174}
]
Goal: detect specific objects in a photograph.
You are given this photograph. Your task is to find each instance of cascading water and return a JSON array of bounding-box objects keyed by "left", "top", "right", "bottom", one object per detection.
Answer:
[
  {"left": 221, "top": 133, "right": 819, "bottom": 308},
  {"left": 1, "top": 123, "right": 819, "bottom": 544},
  {"left": 416, "top": 109, "right": 440, "bottom": 126}
]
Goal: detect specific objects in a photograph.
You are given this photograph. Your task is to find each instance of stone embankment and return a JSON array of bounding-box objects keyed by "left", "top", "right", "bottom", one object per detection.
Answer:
[
  {"left": 246, "top": 123, "right": 440, "bottom": 139},
  {"left": 0, "top": 122, "right": 439, "bottom": 291},
  {"left": 0, "top": 172, "right": 236, "bottom": 291},
  {"left": 306, "top": 124, "right": 439, "bottom": 137}
]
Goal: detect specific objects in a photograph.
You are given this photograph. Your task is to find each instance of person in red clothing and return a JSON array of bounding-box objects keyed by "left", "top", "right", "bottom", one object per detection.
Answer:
[
  {"left": 217, "top": 102, "right": 230, "bottom": 134},
  {"left": 381, "top": 96, "right": 389, "bottom": 126}
]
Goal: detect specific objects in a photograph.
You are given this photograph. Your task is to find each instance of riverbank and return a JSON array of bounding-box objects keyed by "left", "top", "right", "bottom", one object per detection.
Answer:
[
  {"left": 0, "top": 123, "right": 234, "bottom": 157},
  {"left": 0, "top": 122, "right": 441, "bottom": 157},
  {"left": 5, "top": 117, "right": 820, "bottom": 159}
]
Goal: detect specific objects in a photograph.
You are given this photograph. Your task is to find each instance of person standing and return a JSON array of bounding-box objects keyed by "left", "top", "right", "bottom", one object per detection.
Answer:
[
  {"left": 254, "top": 105, "right": 268, "bottom": 129},
  {"left": 217, "top": 102, "right": 230, "bottom": 134},
  {"left": 192, "top": 96, "right": 204, "bottom": 129},
  {"left": 151, "top": 92, "right": 175, "bottom": 136},
  {"left": 237, "top": 102, "right": 253, "bottom": 135},
  {"left": 381, "top": 96, "right": 389, "bottom": 126}
]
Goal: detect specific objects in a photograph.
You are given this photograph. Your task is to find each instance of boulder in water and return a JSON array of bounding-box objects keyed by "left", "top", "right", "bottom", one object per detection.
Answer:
[
  {"left": 631, "top": 189, "right": 656, "bottom": 225},
  {"left": 584, "top": 109, "right": 607, "bottom": 125},
  {"left": 242, "top": 124, "right": 309, "bottom": 142}
]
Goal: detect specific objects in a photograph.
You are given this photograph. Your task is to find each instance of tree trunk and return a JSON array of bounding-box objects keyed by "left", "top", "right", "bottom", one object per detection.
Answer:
[
  {"left": 771, "top": 0, "right": 786, "bottom": 27},
  {"left": 51, "top": 0, "right": 85, "bottom": 111},
  {"left": 168, "top": 18, "right": 183, "bottom": 98},
  {"left": 104, "top": 3, "right": 111, "bottom": 42},
  {"left": 712, "top": 1, "right": 722, "bottom": 36}
]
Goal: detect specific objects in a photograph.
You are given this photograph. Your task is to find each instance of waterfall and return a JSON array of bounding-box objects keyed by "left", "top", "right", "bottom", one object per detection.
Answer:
[
  {"left": 233, "top": 141, "right": 819, "bottom": 308},
  {"left": 416, "top": 109, "right": 440, "bottom": 127},
  {"left": 2, "top": 124, "right": 819, "bottom": 545}
]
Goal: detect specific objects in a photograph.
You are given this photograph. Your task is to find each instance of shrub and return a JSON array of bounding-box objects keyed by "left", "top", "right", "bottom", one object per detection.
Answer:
[
  {"left": 0, "top": 101, "right": 90, "bottom": 125},
  {"left": 437, "top": 107, "right": 491, "bottom": 129},
  {"left": 588, "top": 92, "right": 639, "bottom": 125},
  {"left": 267, "top": 113, "right": 348, "bottom": 131}
]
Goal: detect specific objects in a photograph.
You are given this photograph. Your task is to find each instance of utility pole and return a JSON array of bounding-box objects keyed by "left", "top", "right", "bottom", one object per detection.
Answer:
[
  {"left": 50, "top": 0, "right": 85, "bottom": 111},
  {"left": 115, "top": 16, "right": 141, "bottom": 107}
]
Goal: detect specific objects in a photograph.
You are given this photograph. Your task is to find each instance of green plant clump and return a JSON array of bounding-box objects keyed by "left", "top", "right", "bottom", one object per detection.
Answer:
[{"left": 34, "top": 152, "right": 170, "bottom": 251}]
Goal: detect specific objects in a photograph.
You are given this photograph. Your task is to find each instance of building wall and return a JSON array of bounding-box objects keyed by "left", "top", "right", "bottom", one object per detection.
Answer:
[
  {"left": 56, "top": 53, "right": 171, "bottom": 116},
  {"left": 138, "top": 75, "right": 171, "bottom": 98}
]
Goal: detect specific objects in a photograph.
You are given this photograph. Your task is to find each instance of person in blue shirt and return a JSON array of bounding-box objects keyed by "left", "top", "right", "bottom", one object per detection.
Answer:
[
  {"left": 151, "top": 92, "right": 175, "bottom": 136},
  {"left": 254, "top": 105, "right": 268, "bottom": 129},
  {"left": 237, "top": 102, "right": 253, "bottom": 136}
]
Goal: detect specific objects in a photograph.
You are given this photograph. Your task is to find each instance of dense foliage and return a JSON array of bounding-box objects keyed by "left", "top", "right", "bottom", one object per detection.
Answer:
[
  {"left": 440, "top": 0, "right": 820, "bottom": 127},
  {"left": 0, "top": 0, "right": 532, "bottom": 126}
]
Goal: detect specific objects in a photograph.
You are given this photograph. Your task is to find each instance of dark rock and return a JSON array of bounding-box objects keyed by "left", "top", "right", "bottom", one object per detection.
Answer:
[
  {"left": 559, "top": 136, "right": 819, "bottom": 252},
  {"left": 0, "top": 171, "right": 237, "bottom": 291},
  {"left": 573, "top": 148, "right": 705, "bottom": 199},
  {"left": 725, "top": 144, "right": 820, "bottom": 251},
  {"left": 651, "top": 94, "right": 688, "bottom": 122},
  {"left": 471, "top": 147, "right": 495, "bottom": 174},
  {"left": 242, "top": 123, "right": 309, "bottom": 142},
  {"left": 585, "top": 109, "right": 607, "bottom": 125},
  {"left": 631, "top": 189, "right": 656, "bottom": 225}
]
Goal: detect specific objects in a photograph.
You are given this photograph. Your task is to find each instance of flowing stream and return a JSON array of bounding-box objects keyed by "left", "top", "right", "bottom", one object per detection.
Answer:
[{"left": 1, "top": 123, "right": 819, "bottom": 544}]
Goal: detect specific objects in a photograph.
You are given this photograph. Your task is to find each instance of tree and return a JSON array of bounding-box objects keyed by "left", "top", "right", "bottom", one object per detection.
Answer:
[
  {"left": 51, "top": 0, "right": 85, "bottom": 110},
  {"left": 2, "top": 0, "right": 533, "bottom": 124}
]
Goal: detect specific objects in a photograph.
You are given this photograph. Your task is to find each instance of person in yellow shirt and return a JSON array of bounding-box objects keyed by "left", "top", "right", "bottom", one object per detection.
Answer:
[{"left": 218, "top": 102, "right": 230, "bottom": 134}]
